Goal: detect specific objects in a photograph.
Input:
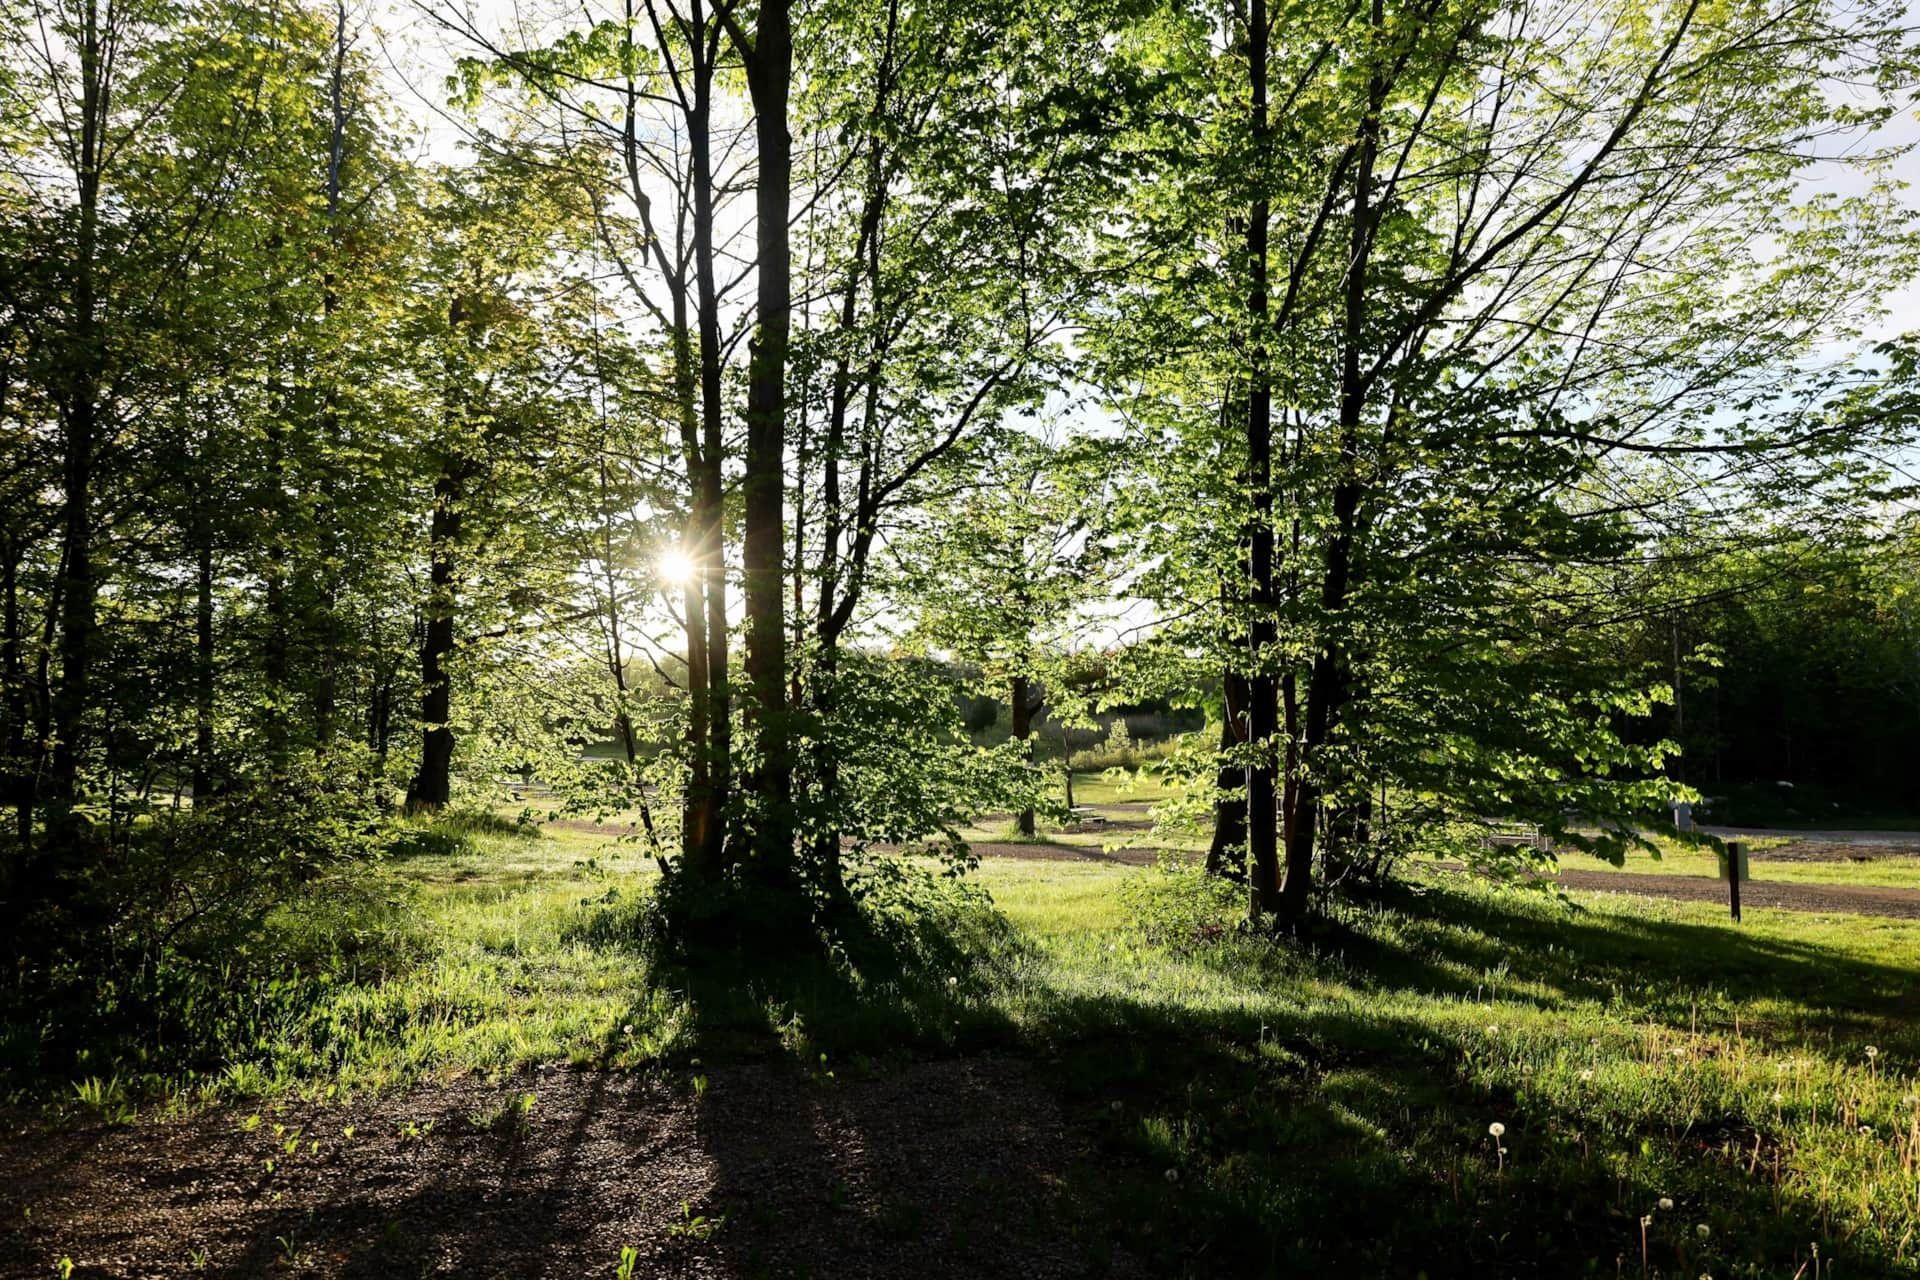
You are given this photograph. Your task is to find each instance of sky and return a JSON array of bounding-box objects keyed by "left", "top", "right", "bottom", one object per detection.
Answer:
[{"left": 368, "top": 0, "right": 1920, "bottom": 342}]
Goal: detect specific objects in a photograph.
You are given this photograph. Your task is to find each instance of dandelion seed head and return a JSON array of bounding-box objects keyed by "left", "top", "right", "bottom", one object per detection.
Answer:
[
  {"left": 1488, "top": 1122, "right": 1506, "bottom": 1138},
  {"left": 1658, "top": 1197, "right": 1674, "bottom": 1212}
]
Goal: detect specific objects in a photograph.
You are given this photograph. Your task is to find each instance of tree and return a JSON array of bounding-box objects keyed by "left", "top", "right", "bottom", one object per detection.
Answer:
[
  {"left": 895, "top": 431, "right": 1109, "bottom": 836},
  {"left": 1095, "top": 0, "right": 1920, "bottom": 924},
  {"left": 785, "top": 0, "right": 1134, "bottom": 882}
]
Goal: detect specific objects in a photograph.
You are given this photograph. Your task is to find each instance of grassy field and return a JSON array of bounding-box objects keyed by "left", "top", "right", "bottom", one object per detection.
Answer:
[{"left": 18, "top": 810, "right": 1919, "bottom": 1276}]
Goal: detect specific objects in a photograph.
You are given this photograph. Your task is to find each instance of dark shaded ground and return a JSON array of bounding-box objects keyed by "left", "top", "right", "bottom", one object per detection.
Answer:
[{"left": 0, "top": 1058, "right": 1137, "bottom": 1280}]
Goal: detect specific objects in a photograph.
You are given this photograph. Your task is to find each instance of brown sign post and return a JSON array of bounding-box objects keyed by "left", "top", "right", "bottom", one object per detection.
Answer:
[{"left": 1723, "top": 840, "right": 1747, "bottom": 922}]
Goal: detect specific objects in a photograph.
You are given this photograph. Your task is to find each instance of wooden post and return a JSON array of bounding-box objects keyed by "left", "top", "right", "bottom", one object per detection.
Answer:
[{"left": 1726, "top": 839, "right": 1744, "bottom": 923}]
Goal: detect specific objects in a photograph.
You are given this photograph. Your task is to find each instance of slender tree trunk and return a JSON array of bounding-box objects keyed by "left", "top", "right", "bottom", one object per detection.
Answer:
[
  {"left": 47, "top": 0, "right": 107, "bottom": 829},
  {"left": 740, "top": 0, "right": 795, "bottom": 877},
  {"left": 406, "top": 462, "right": 462, "bottom": 813},
  {"left": 1011, "top": 673, "right": 1037, "bottom": 837},
  {"left": 1278, "top": 0, "right": 1384, "bottom": 925},
  {"left": 1241, "top": 0, "right": 1281, "bottom": 916},
  {"left": 674, "top": 318, "right": 717, "bottom": 869},
  {"left": 688, "top": 34, "right": 731, "bottom": 872},
  {"left": 1206, "top": 669, "right": 1249, "bottom": 878}
]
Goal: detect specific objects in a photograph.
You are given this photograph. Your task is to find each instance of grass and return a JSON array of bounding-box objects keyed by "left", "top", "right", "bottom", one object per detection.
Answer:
[
  {"left": 16, "top": 809, "right": 1920, "bottom": 1276},
  {"left": 1068, "top": 766, "right": 1183, "bottom": 806}
]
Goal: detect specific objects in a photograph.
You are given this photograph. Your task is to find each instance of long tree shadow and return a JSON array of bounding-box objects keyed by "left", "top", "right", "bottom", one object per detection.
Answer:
[
  {"left": 1326, "top": 879, "right": 1920, "bottom": 1051},
  {"left": 620, "top": 872, "right": 1911, "bottom": 1279},
  {"left": 7, "top": 868, "right": 1908, "bottom": 1278},
  {"left": 619, "top": 876, "right": 1138, "bottom": 1277}
]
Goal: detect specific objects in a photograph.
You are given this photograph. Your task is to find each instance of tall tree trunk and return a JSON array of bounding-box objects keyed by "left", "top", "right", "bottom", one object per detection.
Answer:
[
  {"left": 1241, "top": 0, "right": 1282, "bottom": 916},
  {"left": 740, "top": 0, "right": 795, "bottom": 877},
  {"left": 687, "top": 25, "right": 732, "bottom": 873},
  {"left": 1206, "top": 669, "right": 1249, "bottom": 878},
  {"left": 1011, "top": 673, "right": 1038, "bottom": 837},
  {"left": 1278, "top": 0, "right": 1384, "bottom": 925},
  {"left": 47, "top": 0, "right": 107, "bottom": 829},
  {"left": 406, "top": 464, "right": 460, "bottom": 813}
]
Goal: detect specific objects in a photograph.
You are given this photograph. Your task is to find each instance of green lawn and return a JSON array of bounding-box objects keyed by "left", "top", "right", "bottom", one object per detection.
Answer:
[{"left": 29, "top": 818, "right": 1920, "bottom": 1276}]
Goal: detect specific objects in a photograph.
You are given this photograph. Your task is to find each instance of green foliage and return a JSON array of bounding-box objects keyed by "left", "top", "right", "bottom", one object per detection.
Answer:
[
  {"left": 3, "top": 762, "right": 423, "bottom": 1088},
  {"left": 1120, "top": 853, "right": 1243, "bottom": 951},
  {"left": 801, "top": 651, "right": 1034, "bottom": 865}
]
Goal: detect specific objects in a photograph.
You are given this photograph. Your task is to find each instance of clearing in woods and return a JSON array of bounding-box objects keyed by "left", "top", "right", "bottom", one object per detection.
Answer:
[{"left": 5, "top": 814, "right": 1920, "bottom": 1278}]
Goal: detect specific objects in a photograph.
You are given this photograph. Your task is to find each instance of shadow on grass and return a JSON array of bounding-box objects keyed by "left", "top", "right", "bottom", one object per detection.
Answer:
[
  {"left": 1024, "top": 909, "right": 1903, "bottom": 1276},
  {"left": 589, "top": 870, "right": 1909, "bottom": 1278},
  {"left": 1327, "top": 879, "right": 1920, "bottom": 1051}
]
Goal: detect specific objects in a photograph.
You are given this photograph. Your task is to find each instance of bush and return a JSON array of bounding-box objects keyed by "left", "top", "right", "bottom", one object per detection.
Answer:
[
  {"left": 1121, "top": 854, "right": 1244, "bottom": 951},
  {"left": 2, "top": 762, "right": 423, "bottom": 1091},
  {"left": 1070, "top": 726, "right": 1188, "bottom": 774}
]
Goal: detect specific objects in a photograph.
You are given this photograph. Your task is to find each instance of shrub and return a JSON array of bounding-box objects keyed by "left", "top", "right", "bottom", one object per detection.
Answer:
[
  {"left": 2, "top": 761, "right": 423, "bottom": 1091},
  {"left": 1121, "top": 854, "right": 1244, "bottom": 951}
]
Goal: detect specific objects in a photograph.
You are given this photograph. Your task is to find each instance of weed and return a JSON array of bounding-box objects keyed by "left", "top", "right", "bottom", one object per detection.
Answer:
[
  {"left": 666, "top": 1202, "right": 725, "bottom": 1243},
  {"left": 71, "top": 1075, "right": 134, "bottom": 1124},
  {"left": 469, "top": 1091, "right": 537, "bottom": 1133}
]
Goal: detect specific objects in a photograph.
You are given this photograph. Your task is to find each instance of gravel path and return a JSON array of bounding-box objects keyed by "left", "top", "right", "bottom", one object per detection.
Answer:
[{"left": 1549, "top": 868, "right": 1920, "bottom": 919}]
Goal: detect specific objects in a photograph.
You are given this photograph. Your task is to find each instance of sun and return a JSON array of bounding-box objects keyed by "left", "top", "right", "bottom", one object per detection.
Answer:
[{"left": 658, "top": 547, "right": 696, "bottom": 587}]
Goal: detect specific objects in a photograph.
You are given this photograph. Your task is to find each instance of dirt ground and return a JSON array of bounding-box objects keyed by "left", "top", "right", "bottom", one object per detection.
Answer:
[
  {"left": 946, "top": 821, "right": 1920, "bottom": 919},
  {"left": 0, "top": 1058, "right": 1137, "bottom": 1280},
  {"left": 1548, "top": 867, "right": 1920, "bottom": 919},
  {"left": 1741, "top": 838, "right": 1920, "bottom": 862}
]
